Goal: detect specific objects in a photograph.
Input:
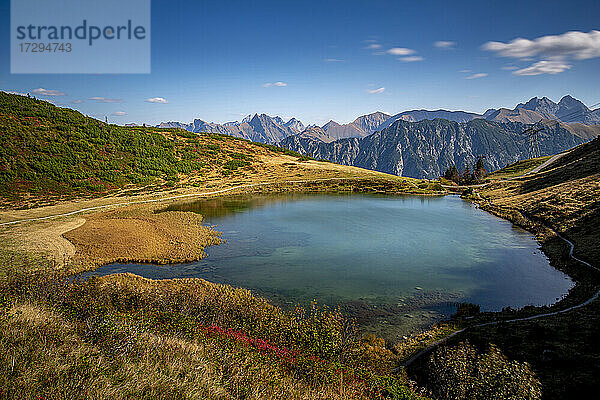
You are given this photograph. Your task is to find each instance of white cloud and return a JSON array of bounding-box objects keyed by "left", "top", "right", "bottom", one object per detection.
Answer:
[
  {"left": 501, "top": 65, "right": 519, "bottom": 70},
  {"left": 111, "top": 111, "right": 127, "bottom": 116},
  {"left": 89, "top": 97, "right": 124, "bottom": 103},
  {"left": 387, "top": 47, "right": 415, "bottom": 56},
  {"left": 32, "top": 88, "right": 65, "bottom": 96},
  {"left": 263, "top": 82, "right": 287, "bottom": 87},
  {"left": 145, "top": 97, "right": 169, "bottom": 104},
  {"left": 465, "top": 73, "right": 488, "bottom": 79},
  {"left": 366, "top": 87, "right": 385, "bottom": 94},
  {"left": 482, "top": 30, "right": 600, "bottom": 60},
  {"left": 72, "top": 99, "right": 84, "bottom": 104},
  {"left": 399, "top": 56, "right": 424, "bottom": 62},
  {"left": 512, "top": 60, "right": 572, "bottom": 76},
  {"left": 365, "top": 43, "right": 382, "bottom": 50},
  {"left": 434, "top": 41, "right": 456, "bottom": 49},
  {"left": 459, "top": 69, "right": 471, "bottom": 73},
  {"left": 324, "top": 58, "right": 344, "bottom": 62}
]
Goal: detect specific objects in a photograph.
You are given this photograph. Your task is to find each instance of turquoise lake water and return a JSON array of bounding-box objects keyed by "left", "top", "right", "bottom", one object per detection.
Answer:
[{"left": 90, "top": 194, "right": 573, "bottom": 337}]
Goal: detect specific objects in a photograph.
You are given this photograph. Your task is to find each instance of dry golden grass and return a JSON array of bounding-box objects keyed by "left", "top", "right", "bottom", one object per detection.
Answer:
[{"left": 63, "top": 205, "right": 222, "bottom": 267}]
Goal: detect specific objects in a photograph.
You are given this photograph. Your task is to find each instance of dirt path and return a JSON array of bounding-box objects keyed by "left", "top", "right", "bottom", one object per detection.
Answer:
[{"left": 1, "top": 217, "right": 86, "bottom": 266}]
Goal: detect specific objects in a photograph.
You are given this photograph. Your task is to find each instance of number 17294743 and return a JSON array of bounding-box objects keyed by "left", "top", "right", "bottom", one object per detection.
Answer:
[{"left": 19, "top": 42, "right": 72, "bottom": 53}]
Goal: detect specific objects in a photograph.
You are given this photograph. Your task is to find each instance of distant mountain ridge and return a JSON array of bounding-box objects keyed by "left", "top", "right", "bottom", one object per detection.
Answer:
[
  {"left": 281, "top": 118, "right": 599, "bottom": 179},
  {"left": 157, "top": 113, "right": 302, "bottom": 143},
  {"left": 157, "top": 95, "right": 599, "bottom": 145},
  {"left": 378, "top": 110, "right": 481, "bottom": 130}
]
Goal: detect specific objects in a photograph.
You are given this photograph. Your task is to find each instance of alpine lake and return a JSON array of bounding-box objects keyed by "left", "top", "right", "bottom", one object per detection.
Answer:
[{"left": 89, "top": 193, "right": 573, "bottom": 339}]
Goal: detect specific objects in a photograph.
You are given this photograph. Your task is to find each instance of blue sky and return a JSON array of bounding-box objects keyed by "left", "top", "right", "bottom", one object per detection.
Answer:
[{"left": 1, "top": 0, "right": 599, "bottom": 125}]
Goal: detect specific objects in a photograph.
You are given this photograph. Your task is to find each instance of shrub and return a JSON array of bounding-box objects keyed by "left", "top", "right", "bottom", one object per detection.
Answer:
[
  {"left": 427, "top": 341, "right": 541, "bottom": 400},
  {"left": 223, "top": 159, "right": 251, "bottom": 170}
]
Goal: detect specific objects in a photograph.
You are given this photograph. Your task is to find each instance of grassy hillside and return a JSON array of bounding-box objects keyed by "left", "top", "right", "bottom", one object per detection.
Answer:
[
  {"left": 0, "top": 261, "right": 433, "bottom": 400},
  {"left": 485, "top": 156, "right": 551, "bottom": 180},
  {"left": 0, "top": 92, "right": 310, "bottom": 203}
]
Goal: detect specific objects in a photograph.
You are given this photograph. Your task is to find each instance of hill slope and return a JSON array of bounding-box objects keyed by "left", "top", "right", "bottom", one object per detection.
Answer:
[{"left": 0, "top": 93, "right": 322, "bottom": 204}]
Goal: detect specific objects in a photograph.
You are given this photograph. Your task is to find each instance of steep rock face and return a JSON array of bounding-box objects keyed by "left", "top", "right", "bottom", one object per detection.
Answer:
[
  {"left": 482, "top": 95, "right": 600, "bottom": 124},
  {"left": 245, "top": 114, "right": 297, "bottom": 143},
  {"left": 281, "top": 119, "right": 597, "bottom": 179},
  {"left": 321, "top": 120, "right": 366, "bottom": 139},
  {"left": 294, "top": 126, "right": 336, "bottom": 143},
  {"left": 284, "top": 117, "right": 305, "bottom": 132},
  {"left": 351, "top": 111, "right": 391, "bottom": 133},
  {"left": 319, "top": 112, "right": 391, "bottom": 140},
  {"left": 555, "top": 95, "right": 599, "bottom": 124},
  {"left": 157, "top": 121, "right": 193, "bottom": 130},
  {"left": 516, "top": 96, "right": 559, "bottom": 119}
]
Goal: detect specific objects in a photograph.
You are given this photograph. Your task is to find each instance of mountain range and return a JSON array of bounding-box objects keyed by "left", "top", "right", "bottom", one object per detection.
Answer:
[
  {"left": 280, "top": 118, "right": 600, "bottom": 179},
  {"left": 158, "top": 95, "right": 600, "bottom": 146},
  {"left": 155, "top": 95, "right": 600, "bottom": 179},
  {"left": 158, "top": 114, "right": 302, "bottom": 144}
]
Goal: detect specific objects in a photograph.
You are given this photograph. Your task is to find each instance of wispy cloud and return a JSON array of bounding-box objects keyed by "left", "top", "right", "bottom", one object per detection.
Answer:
[
  {"left": 365, "top": 43, "right": 382, "bottom": 50},
  {"left": 434, "top": 41, "right": 456, "bottom": 49},
  {"left": 465, "top": 73, "right": 488, "bottom": 79},
  {"left": 387, "top": 47, "right": 415, "bottom": 56},
  {"left": 263, "top": 82, "right": 287, "bottom": 88},
  {"left": 366, "top": 87, "right": 385, "bottom": 94},
  {"left": 459, "top": 69, "right": 471, "bottom": 73},
  {"left": 399, "top": 56, "right": 423, "bottom": 62},
  {"left": 72, "top": 99, "right": 84, "bottom": 104},
  {"left": 111, "top": 111, "right": 127, "bottom": 116},
  {"left": 89, "top": 96, "right": 124, "bottom": 103},
  {"left": 324, "top": 58, "right": 344, "bottom": 62},
  {"left": 32, "top": 88, "right": 65, "bottom": 96},
  {"left": 145, "top": 97, "right": 169, "bottom": 104},
  {"left": 513, "top": 60, "right": 572, "bottom": 76},
  {"left": 482, "top": 30, "right": 600, "bottom": 60},
  {"left": 501, "top": 65, "right": 519, "bottom": 70}
]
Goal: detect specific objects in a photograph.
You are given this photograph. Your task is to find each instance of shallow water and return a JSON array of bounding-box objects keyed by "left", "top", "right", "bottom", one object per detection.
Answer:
[{"left": 89, "top": 193, "right": 573, "bottom": 338}]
